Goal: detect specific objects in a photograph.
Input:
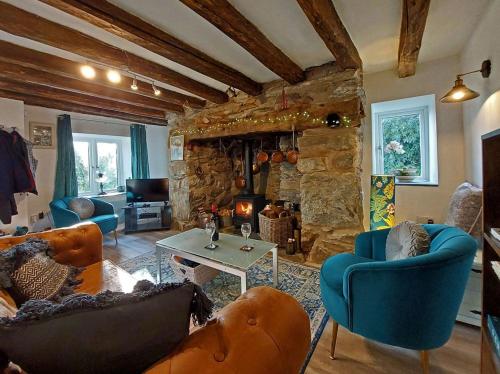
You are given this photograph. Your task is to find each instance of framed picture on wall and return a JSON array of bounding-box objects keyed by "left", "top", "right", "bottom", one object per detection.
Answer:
[
  {"left": 29, "top": 122, "right": 56, "bottom": 149},
  {"left": 170, "top": 135, "right": 184, "bottom": 161}
]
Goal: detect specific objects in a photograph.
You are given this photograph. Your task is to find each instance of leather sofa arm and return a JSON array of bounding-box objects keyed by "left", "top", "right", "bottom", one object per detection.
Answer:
[
  {"left": 145, "top": 286, "right": 311, "bottom": 374},
  {"left": 0, "top": 222, "right": 103, "bottom": 267}
]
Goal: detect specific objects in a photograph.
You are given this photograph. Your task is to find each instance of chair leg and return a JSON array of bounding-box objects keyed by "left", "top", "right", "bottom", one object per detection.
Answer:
[
  {"left": 330, "top": 319, "right": 339, "bottom": 360},
  {"left": 114, "top": 230, "right": 118, "bottom": 245},
  {"left": 420, "top": 350, "right": 430, "bottom": 374}
]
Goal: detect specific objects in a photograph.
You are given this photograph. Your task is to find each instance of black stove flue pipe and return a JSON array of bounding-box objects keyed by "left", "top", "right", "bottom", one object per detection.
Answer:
[{"left": 241, "top": 139, "right": 254, "bottom": 195}]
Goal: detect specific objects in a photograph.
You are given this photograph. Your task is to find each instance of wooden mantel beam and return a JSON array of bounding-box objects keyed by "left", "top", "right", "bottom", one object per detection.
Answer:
[
  {"left": 0, "top": 2, "right": 228, "bottom": 103},
  {"left": 0, "top": 89, "right": 167, "bottom": 126},
  {"left": 398, "top": 0, "right": 431, "bottom": 78},
  {"left": 0, "top": 40, "right": 205, "bottom": 109},
  {"left": 39, "top": 0, "right": 263, "bottom": 96},
  {"left": 0, "top": 79, "right": 166, "bottom": 120},
  {"left": 180, "top": 0, "right": 305, "bottom": 84},
  {"left": 296, "top": 0, "right": 361, "bottom": 70},
  {"left": 0, "top": 61, "right": 184, "bottom": 113}
]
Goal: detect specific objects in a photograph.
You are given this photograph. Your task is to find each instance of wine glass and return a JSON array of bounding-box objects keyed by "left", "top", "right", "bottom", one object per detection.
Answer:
[
  {"left": 241, "top": 223, "right": 252, "bottom": 250},
  {"left": 205, "top": 221, "right": 216, "bottom": 249}
]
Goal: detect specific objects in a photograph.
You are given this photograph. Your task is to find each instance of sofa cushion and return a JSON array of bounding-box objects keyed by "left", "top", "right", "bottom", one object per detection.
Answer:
[
  {"left": 0, "top": 297, "right": 16, "bottom": 318},
  {"left": 68, "top": 197, "right": 95, "bottom": 219},
  {"left": 0, "top": 238, "right": 82, "bottom": 305},
  {"left": 320, "top": 253, "right": 373, "bottom": 291},
  {"left": 385, "top": 221, "right": 430, "bottom": 261},
  {"left": 0, "top": 280, "right": 213, "bottom": 374}
]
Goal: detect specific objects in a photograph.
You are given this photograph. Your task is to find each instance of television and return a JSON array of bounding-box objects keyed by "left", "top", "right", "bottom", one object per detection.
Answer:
[{"left": 126, "top": 178, "right": 169, "bottom": 204}]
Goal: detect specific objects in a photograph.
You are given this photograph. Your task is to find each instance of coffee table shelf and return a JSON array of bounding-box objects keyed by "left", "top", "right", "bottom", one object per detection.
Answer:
[{"left": 156, "top": 228, "right": 278, "bottom": 294}]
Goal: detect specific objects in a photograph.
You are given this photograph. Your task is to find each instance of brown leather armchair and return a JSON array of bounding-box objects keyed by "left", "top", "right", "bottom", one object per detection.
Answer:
[{"left": 0, "top": 223, "right": 311, "bottom": 373}]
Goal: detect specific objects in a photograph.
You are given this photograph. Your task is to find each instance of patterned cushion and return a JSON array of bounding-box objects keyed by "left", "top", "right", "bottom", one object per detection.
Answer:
[
  {"left": 386, "top": 221, "right": 430, "bottom": 261},
  {"left": 0, "top": 238, "right": 82, "bottom": 305},
  {"left": 68, "top": 197, "right": 95, "bottom": 219},
  {"left": 0, "top": 297, "right": 17, "bottom": 318}
]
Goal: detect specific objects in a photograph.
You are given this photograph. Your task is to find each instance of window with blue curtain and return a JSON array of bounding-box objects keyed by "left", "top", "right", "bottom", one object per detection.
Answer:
[
  {"left": 53, "top": 114, "right": 78, "bottom": 199},
  {"left": 130, "top": 124, "right": 150, "bottom": 179}
]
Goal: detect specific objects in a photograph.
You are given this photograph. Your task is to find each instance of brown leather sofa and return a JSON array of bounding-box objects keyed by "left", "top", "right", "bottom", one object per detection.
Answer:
[{"left": 0, "top": 223, "right": 311, "bottom": 373}]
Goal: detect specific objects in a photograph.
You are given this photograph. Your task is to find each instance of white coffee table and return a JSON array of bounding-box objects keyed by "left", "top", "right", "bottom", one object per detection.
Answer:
[{"left": 155, "top": 228, "right": 278, "bottom": 294}]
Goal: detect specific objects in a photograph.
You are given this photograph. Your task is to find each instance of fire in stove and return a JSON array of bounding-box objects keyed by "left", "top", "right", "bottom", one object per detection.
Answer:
[{"left": 236, "top": 201, "right": 253, "bottom": 217}]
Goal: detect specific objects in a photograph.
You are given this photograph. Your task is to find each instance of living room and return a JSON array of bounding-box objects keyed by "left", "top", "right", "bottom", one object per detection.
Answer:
[{"left": 0, "top": 0, "right": 499, "bottom": 373}]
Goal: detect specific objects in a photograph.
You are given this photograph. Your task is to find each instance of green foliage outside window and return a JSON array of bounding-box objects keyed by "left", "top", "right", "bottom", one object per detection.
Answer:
[{"left": 382, "top": 114, "right": 422, "bottom": 175}]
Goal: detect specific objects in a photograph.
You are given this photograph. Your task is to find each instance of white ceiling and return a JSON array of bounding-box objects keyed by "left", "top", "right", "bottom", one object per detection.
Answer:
[{"left": 0, "top": 0, "right": 492, "bottom": 96}]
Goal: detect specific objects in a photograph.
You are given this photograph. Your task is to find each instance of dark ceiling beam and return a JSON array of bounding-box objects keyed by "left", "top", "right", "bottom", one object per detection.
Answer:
[
  {"left": 39, "top": 0, "right": 263, "bottom": 96},
  {"left": 0, "top": 61, "right": 184, "bottom": 113},
  {"left": 0, "top": 2, "right": 228, "bottom": 103},
  {"left": 0, "top": 79, "right": 166, "bottom": 120},
  {"left": 296, "top": 0, "right": 362, "bottom": 70},
  {"left": 398, "top": 0, "right": 431, "bottom": 78},
  {"left": 0, "top": 40, "right": 205, "bottom": 109},
  {"left": 180, "top": 0, "right": 305, "bottom": 84},
  {"left": 0, "top": 89, "right": 167, "bottom": 126}
]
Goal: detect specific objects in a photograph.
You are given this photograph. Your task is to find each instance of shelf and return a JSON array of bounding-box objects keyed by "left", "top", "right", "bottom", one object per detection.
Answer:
[{"left": 484, "top": 233, "right": 500, "bottom": 258}]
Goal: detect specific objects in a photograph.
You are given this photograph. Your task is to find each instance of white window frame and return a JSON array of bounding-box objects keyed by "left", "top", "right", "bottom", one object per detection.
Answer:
[
  {"left": 73, "top": 133, "right": 128, "bottom": 196},
  {"left": 371, "top": 94, "right": 438, "bottom": 185}
]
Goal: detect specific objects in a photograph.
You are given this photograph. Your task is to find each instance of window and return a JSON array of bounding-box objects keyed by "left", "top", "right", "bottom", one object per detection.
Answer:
[
  {"left": 372, "top": 94, "right": 438, "bottom": 185},
  {"left": 73, "top": 133, "right": 131, "bottom": 195}
]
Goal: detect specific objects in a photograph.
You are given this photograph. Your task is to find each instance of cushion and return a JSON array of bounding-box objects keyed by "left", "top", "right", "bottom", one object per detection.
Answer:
[
  {"left": 0, "top": 238, "right": 82, "bottom": 305},
  {"left": 385, "top": 221, "right": 430, "bottom": 261},
  {"left": 0, "top": 297, "right": 16, "bottom": 318},
  {"left": 445, "top": 182, "right": 482, "bottom": 240},
  {"left": 0, "top": 280, "right": 213, "bottom": 374},
  {"left": 68, "top": 197, "right": 95, "bottom": 219}
]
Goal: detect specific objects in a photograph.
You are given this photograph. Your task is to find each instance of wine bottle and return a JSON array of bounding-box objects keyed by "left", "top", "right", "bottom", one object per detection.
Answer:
[{"left": 211, "top": 203, "right": 220, "bottom": 241}]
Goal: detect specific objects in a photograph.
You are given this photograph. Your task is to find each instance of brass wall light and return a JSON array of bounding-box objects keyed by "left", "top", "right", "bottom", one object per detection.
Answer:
[{"left": 440, "top": 60, "right": 491, "bottom": 103}]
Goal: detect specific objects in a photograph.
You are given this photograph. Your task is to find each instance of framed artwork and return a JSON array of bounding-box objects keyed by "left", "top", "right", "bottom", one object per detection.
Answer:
[
  {"left": 369, "top": 175, "right": 396, "bottom": 230},
  {"left": 170, "top": 135, "right": 184, "bottom": 161},
  {"left": 29, "top": 122, "right": 56, "bottom": 149}
]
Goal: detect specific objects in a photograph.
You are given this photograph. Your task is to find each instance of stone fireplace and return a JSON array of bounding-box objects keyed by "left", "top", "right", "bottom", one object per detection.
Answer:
[{"left": 169, "top": 63, "right": 365, "bottom": 264}]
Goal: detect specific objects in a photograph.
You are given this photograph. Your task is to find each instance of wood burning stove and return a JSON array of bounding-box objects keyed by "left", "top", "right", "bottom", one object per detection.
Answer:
[{"left": 233, "top": 139, "right": 266, "bottom": 232}]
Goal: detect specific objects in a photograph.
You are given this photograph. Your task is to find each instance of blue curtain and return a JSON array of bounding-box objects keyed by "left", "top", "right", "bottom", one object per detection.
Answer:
[
  {"left": 130, "top": 124, "right": 150, "bottom": 179},
  {"left": 53, "top": 114, "right": 78, "bottom": 199}
]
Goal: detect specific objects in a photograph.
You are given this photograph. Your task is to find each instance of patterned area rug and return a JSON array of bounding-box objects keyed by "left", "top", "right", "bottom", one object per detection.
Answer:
[{"left": 120, "top": 252, "right": 328, "bottom": 369}]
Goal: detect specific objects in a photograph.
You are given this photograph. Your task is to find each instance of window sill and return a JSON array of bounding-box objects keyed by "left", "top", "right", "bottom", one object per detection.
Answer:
[{"left": 396, "top": 181, "right": 439, "bottom": 187}]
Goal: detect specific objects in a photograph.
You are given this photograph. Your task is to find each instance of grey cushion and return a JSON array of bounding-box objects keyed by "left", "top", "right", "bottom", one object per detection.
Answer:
[
  {"left": 68, "top": 197, "right": 95, "bottom": 219},
  {"left": 385, "top": 221, "right": 430, "bottom": 261},
  {"left": 445, "top": 182, "right": 482, "bottom": 240},
  {"left": 0, "top": 280, "right": 213, "bottom": 374}
]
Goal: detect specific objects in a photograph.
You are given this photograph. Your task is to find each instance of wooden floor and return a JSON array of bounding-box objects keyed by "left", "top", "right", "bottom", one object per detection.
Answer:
[{"left": 104, "top": 229, "right": 481, "bottom": 374}]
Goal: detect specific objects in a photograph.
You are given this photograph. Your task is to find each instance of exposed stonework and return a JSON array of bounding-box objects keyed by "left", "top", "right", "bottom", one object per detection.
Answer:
[{"left": 169, "top": 62, "right": 365, "bottom": 264}]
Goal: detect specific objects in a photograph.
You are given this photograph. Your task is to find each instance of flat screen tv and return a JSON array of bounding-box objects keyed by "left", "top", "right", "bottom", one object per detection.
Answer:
[{"left": 126, "top": 178, "right": 169, "bottom": 203}]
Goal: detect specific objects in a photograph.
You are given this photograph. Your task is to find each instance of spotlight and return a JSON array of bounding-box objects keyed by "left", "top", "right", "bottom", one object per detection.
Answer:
[
  {"left": 131, "top": 76, "right": 138, "bottom": 91},
  {"left": 152, "top": 82, "right": 161, "bottom": 96},
  {"left": 80, "top": 64, "right": 96, "bottom": 79},
  {"left": 107, "top": 69, "right": 121, "bottom": 83}
]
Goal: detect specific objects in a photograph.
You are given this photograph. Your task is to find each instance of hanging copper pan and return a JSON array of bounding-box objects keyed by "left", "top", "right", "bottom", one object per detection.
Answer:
[
  {"left": 287, "top": 127, "right": 299, "bottom": 165},
  {"left": 271, "top": 136, "right": 284, "bottom": 163},
  {"left": 256, "top": 138, "right": 269, "bottom": 163},
  {"left": 235, "top": 153, "right": 246, "bottom": 189}
]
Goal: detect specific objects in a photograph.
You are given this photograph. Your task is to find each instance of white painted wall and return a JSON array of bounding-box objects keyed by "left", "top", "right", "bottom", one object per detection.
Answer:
[
  {"left": 362, "top": 55, "right": 466, "bottom": 228},
  {"left": 146, "top": 125, "right": 170, "bottom": 178},
  {"left": 461, "top": 0, "right": 500, "bottom": 186},
  {"left": 0, "top": 98, "right": 29, "bottom": 232}
]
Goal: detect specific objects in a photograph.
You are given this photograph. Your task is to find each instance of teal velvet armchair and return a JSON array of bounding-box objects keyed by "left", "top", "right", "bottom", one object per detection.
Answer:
[
  {"left": 320, "top": 224, "right": 477, "bottom": 373},
  {"left": 50, "top": 197, "right": 118, "bottom": 243}
]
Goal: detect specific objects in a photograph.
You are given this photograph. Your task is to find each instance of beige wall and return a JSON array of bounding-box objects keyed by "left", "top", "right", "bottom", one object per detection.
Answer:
[
  {"left": 362, "top": 55, "right": 466, "bottom": 229},
  {"left": 461, "top": 0, "right": 500, "bottom": 186}
]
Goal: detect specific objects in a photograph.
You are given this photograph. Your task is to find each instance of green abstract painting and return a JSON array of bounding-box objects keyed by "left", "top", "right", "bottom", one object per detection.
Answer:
[{"left": 370, "top": 175, "right": 396, "bottom": 230}]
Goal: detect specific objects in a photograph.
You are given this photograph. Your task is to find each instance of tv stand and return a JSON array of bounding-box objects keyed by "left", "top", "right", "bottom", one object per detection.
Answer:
[{"left": 123, "top": 202, "right": 172, "bottom": 233}]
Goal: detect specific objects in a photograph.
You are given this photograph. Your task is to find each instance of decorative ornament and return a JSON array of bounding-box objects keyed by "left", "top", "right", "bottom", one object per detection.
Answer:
[{"left": 326, "top": 113, "right": 341, "bottom": 128}]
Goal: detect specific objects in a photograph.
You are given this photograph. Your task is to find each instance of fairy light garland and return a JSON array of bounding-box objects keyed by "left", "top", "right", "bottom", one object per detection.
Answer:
[{"left": 171, "top": 111, "right": 354, "bottom": 137}]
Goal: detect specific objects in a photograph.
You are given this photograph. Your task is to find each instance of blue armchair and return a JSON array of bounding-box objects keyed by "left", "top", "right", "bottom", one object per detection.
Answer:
[
  {"left": 320, "top": 224, "right": 477, "bottom": 373},
  {"left": 50, "top": 197, "right": 119, "bottom": 243}
]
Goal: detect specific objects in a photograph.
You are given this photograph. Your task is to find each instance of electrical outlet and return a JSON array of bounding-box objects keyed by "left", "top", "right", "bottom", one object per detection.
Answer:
[{"left": 29, "top": 214, "right": 38, "bottom": 225}]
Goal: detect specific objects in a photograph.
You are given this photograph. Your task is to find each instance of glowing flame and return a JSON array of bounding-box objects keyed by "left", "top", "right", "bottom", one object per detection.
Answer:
[{"left": 237, "top": 202, "right": 253, "bottom": 216}]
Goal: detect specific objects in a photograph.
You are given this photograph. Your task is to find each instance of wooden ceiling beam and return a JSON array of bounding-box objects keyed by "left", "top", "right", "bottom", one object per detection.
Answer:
[
  {"left": 0, "top": 2, "right": 228, "bottom": 103},
  {"left": 297, "top": 0, "right": 361, "bottom": 70},
  {"left": 0, "top": 40, "right": 205, "bottom": 109},
  {"left": 0, "top": 79, "right": 166, "bottom": 120},
  {"left": 398, "top": 0, "right": 431, "bottom": 78},
  {"left": 39, "top": 0, "right": 263, "bottom": 96},
  {"left": 0, "top": 61, "right": 184, "bottom": 113},
  {"left": 0, "top": 89, "right": 167, "bottom": 126},
  {"left": 180, "top": 0, "right": 305, "bottom": 84}
]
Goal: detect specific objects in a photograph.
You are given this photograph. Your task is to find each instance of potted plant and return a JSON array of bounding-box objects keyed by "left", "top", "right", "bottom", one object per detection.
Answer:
[{"left": 384, "top": 140, "right": 418, "bottom": 182}]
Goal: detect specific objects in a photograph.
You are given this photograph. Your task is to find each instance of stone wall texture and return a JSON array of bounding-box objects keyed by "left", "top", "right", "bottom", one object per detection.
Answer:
[{"left": 169, "top": 63, "right": 365, "bottom": 263}]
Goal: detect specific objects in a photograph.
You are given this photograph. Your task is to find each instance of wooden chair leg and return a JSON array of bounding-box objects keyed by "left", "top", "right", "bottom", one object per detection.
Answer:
[
  {"left": 330, "top": 320, "right": 339, "bottom": 360},
  {"left": 114, "top": 230, "right": 118, "bottom": 245},
  {"left": 420, "top": 350, "right": 429, "bottom": 374}
]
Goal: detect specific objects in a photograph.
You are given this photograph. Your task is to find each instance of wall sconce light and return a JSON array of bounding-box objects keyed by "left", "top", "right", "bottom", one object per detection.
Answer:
[{"left": 440, "top": 60, "right": 491, "bottom": 103}]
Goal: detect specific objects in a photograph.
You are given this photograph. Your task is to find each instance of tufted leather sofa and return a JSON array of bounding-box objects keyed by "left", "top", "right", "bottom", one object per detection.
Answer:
[{"left": 0, "top": 223, "right": 311, "bottom": 373}]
